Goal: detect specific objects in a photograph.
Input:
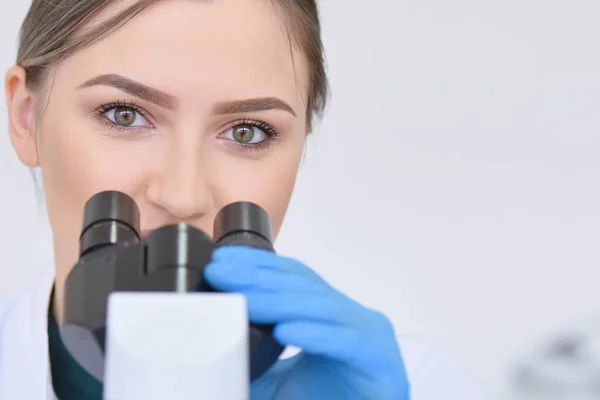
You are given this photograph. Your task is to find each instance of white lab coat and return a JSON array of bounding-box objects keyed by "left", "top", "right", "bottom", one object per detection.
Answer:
[{"left": 0, "top": 263, "right": 485, "bottom": 400}]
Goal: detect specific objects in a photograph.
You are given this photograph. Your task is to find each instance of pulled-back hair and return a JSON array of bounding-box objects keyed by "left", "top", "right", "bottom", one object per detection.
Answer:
[{"left": 17, "top": 0, "right": 328, "bottom": 132}]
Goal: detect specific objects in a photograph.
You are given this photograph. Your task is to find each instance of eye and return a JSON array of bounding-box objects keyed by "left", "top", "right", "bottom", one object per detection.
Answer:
[
  {"left": 104, "top": 106, "right": 150, "bottom": 128},
  {"left": 223, "top": 123, "right": 269, "bottom": 145}
]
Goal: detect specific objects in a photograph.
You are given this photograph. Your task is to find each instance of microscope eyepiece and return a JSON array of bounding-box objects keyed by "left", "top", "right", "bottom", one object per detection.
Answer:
[
  {"left": 79, "top": 191, "right": 140, "bottom": 257},
  {"left": 214, "top": 202, "right": 273, "bottom": 251}
]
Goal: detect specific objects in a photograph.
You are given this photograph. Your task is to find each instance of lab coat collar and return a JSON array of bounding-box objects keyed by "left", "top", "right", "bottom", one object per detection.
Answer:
[{"left": 0, "top": 262, "right": 56, "bottom": 400}]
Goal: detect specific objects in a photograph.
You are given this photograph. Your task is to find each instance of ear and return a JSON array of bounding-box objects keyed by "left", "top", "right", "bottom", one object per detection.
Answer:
[{"left": 5, "top": 65, "right": 39, "bottom": 167}]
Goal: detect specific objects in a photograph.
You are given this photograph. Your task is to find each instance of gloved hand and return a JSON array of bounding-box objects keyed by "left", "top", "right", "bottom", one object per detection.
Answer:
[{"left": 203, "top": 246, "right": 410, "bottom": 400}]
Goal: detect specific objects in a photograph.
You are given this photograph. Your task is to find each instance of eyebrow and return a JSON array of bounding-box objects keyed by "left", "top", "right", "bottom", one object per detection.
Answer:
[
  {"left": 78, "top": 74, "right": 176, "bottom": 109},
  {"left": 212, "top": 97, "right": 296, "bottom": 117},
  {"left": 78, "top": 74, "right": 297, "bottom": 117}
]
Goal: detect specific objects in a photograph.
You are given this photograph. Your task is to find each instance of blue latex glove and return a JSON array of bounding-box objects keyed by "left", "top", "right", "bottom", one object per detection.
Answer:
[{"left": 204, "top": 246, "right": 410, "bottom": 400}]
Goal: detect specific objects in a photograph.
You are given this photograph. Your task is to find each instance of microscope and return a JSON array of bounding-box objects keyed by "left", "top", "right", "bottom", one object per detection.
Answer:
[{"left": 59, "top": 191, "right": 284, "bottom": 399}]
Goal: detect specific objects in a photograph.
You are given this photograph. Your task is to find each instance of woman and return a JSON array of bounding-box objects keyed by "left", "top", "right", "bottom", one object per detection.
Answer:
[{"left": 0, "top": 0, "right": 482, "bottom": 399}]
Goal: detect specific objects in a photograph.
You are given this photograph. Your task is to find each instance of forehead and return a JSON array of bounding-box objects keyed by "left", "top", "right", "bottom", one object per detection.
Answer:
[{"left": 56, "top": 0, "right": 309, "bottom": 109}]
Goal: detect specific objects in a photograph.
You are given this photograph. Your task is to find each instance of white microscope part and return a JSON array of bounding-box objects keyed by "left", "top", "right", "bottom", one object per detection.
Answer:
[{"left": 103, "top": 292, "right": 249, "bottom": 400}]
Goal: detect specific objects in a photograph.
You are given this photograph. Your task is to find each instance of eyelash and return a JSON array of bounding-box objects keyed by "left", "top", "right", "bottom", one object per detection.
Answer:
[{"left": 93, "top": 100, "right": 280, "bottom": 152}]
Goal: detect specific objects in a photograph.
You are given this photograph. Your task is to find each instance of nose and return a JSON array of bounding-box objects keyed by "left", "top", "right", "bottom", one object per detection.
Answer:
[{"left": 146, "top": 137, "right": 215, "bottom": 221}]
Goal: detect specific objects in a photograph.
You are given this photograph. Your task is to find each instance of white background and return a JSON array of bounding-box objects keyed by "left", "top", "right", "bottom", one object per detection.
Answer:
[{"left": 1, "top": 1, "right": 599, "bottom": 399}]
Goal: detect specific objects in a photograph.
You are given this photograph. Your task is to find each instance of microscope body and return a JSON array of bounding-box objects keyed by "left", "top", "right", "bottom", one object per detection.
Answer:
[{"left": 59, "top": 191, "right": 284, "bottom": 398}]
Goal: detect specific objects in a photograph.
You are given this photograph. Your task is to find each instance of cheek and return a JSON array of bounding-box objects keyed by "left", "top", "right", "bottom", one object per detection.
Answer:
[
  {"left": 210, "top": 146, "right": 303, "bottom": 238},
  {"left": 37, "top": 117, "right": 148, "bottom": 263}
]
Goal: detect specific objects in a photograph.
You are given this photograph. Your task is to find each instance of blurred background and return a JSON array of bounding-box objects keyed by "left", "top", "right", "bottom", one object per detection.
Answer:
[{"left": 0, "top": 1, "right": 598, "bottom": 399}]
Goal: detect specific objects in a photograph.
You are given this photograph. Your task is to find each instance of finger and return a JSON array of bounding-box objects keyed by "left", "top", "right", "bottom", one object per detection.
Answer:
[
  {"left": 205, "top": 247, "right": 328, "bottom": 291},
  {"left": 211, "top": 246, "right": 327, "bottom": 284},
  {"left": 273, "top": 321, "right": 363, "bottom": 366},
  {"left": 212, "top": 245, "right": 275, "bottom": 262},
  {"left": 204, "top": 261, "right": 327, "bottom": 294},
  {"left": 204, "top": 263, "right": 331, "bottom": 295},
  {"left": 274, "top": 321, "right": 404, "bottom": 377},
  {"left": 206, "top": 258, "right": 369, "bottom": 326},
  {"left": 243, "top": 291, "right": 364, "bottom": 327}
]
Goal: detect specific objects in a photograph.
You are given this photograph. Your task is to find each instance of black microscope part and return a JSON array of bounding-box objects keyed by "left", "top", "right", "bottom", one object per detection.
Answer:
[
  {"left": 61, "top": 191, "right": 283, "bottom": 384},
  {"left": 79, "top": 191, "right": 140, "bottom": 258},
  {"left": 214, "top": 201, "right": 273, "bottom": 246}
]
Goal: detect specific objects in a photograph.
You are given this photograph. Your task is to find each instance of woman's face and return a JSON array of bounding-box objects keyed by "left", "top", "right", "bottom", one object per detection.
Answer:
[{"left": 6, "top": 0, "right": 309, "bottom": 304}]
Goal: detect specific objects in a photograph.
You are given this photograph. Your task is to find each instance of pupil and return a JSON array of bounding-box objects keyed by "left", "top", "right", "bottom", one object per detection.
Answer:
[
  {"left": 234, "top": 125, "right": 254, "bottom": 143},
  {"left": 115, "top": 107, "right": 135, "bottom": 126}
]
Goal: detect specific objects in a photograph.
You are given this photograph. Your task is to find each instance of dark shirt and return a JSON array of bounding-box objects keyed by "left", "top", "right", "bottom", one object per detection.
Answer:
[{"left": 47, "top": 294, "right": 103, "bottom": 400}]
